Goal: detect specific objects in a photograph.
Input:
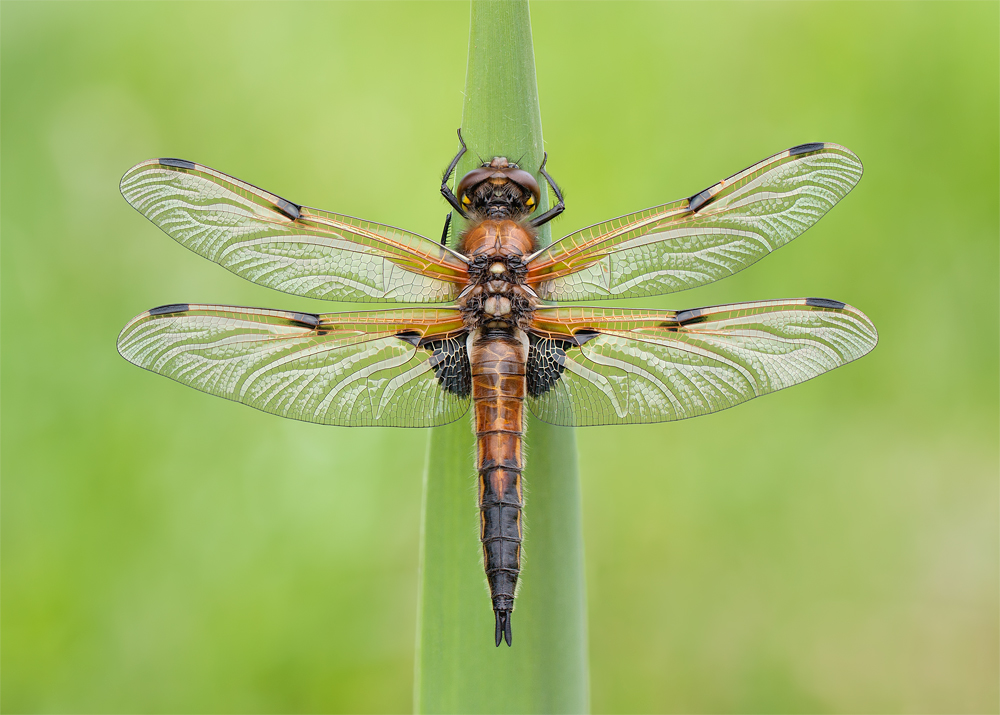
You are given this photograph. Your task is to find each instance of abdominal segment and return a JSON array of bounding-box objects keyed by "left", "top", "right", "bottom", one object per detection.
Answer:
[{"left": 470, "top": 330, "right": 526, "bottom": 646}]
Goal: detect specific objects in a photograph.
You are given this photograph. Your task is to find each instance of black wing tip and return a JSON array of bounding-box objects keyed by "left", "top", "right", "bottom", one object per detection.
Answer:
[
  {"left": 275, "top": 197, "right": 301, "bottom": 221},
  {"left": 154, "top": 157, "right": 302, "bottom": 220},
  {"left": 805, "top": 297, "right": 846, "bottom": 310},
  {"left": 681, "top": 141, "right": 846, "bottom": 214},
  {"left": 788, "top": 142, "right": 826, "bottom": 157},
  {"left": 146, "top": 304, "right": 321, "bottom": 328},
  {"left": 494, "top": 610, "right": 512, "bottom": 647},
  {"left": 157, "top": 158, "right": 197, "bottom": 170},
  {"left": 148, "top": 303, "right": 190, "bottom": 316}
]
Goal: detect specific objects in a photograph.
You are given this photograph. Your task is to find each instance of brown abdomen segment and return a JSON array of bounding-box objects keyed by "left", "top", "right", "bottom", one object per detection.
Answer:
[{"left": 470, "top": 330, "right": 526, "bottom": 647}]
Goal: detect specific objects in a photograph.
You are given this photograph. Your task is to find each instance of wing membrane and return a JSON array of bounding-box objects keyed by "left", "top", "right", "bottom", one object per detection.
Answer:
[
  {"left": 117, "top": 304, "right": 469, "bottom": 427},
  {"left": 527, "top": 144, "right": 862, "bottom": 301},
  {"left": 527, "top": 299, "right": 877, "bottom": 426},
  {"left": 120, "top": 160, "right": 468, "bottom": 303}
]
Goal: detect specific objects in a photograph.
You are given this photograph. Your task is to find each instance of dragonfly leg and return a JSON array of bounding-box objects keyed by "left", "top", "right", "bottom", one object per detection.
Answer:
[
  {"left": 528, "top": 152, "right": 565, "bottom": 228},
  {"left": 441, "top": 128, "right": 469, "bottom": 218},
  {"left": 440, "top": 211, "right": 453, "bottom": 246}
]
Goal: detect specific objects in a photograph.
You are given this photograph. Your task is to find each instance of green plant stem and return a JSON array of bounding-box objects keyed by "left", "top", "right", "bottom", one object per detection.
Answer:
[{"left": 414, "top": 2, "right": 589, "bottom": 713}]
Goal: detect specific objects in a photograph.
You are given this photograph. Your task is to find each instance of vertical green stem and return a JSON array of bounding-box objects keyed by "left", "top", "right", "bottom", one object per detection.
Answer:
[{"left": 414, "top": 2, "right": 589, "bottom": 713}]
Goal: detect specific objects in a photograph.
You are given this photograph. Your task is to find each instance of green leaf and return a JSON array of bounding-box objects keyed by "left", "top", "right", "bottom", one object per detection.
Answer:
[{"left": 414, "top": 2, "right": 590, "bottom": 713}]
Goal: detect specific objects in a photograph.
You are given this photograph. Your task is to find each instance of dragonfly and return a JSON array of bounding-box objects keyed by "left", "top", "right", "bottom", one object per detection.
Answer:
[{"left": 117, "top": 132, "right": 877, "bottom": 647}]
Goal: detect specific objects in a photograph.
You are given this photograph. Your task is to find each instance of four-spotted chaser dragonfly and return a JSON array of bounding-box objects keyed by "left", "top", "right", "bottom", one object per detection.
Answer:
[{"left": 117, "top": 132, "right": 877, "bottom": 646}]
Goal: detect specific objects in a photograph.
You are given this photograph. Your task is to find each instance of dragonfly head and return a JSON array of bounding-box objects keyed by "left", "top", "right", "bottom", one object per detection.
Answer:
[{"left": 456, "top": 157, "right": 541, "bottom": 221}]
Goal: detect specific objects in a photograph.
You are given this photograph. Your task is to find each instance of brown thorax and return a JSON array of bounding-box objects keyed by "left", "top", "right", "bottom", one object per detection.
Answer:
[{"left": 458, "top": 220, "right": 538, "bottom": 331}]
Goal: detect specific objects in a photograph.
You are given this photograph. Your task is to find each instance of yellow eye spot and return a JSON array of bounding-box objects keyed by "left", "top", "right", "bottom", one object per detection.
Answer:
[
  {"left": 462, "top": 194, "right": 471, "bottom": 205},
  {"left": 526, "top": 196, "right": 535, "bottom": 207}
]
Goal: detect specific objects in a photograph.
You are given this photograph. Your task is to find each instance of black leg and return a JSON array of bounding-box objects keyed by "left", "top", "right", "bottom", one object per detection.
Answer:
[
  {"left": 440, "top": 211, "right": 453, "bottom": 246},
  {"left": 529, "top": 152, "right": 565, "bottom": 228},
  {"left": 441, "top": 128, "right": 469, "bottom": 218}
]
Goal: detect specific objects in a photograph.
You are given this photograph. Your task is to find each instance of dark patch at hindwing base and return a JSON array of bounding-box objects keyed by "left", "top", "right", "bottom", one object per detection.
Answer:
[
  {"left": 422, "top": 334, "right": 471, "bottom": 397},
  {"left": 395, "top": 331, "right": 422, "bottom": 346},
  {"left": 396, "top": 332, "right": 470, "bottom": 396},
  {"left": 527, "top": 334, "right": 576, "bottom": 398}
]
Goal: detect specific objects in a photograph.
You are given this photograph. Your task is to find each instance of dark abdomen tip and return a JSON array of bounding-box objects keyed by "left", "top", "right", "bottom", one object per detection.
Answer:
[{"left": 494, "top": 610, "right": 513, "bottom": 647}]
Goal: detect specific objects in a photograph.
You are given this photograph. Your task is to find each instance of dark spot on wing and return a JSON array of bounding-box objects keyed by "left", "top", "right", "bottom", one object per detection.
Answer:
[
  {"left": 573, "top": 329, "right": 600, "bottom": 346},
  {"left": 805, "top": 297, "right": 846, "bottom": 310},
  {"left": 275, "top": 197, "right": 301, "bottom": 221},
  {"left": 149, "top": 303, "right": 190, "bottom": 316},
  {"left": 420, "top": 334, "right": 471, "bottom": 397},
  {"left": 396, "top": 330, "right": 422, "bottom": 346},
  {"left": 687, "top": 186, "right": 715, "bottom": 212},
  {"left": 674, "top": 308, "right": 707, "bottom": 325},
  {"left": 789, "top": 143, "right": 825, "bottom": 157},
  {"left": 158, "top": 158, "right": 197, "bottom": 170},
  {"left": 287, "top": 312, "right": 321, "bottom": 328}
]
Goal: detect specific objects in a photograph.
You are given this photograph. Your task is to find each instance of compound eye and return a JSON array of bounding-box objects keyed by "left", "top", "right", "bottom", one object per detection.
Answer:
[{"left": 461, "top": 193, "right": 471, "bottom": 206}]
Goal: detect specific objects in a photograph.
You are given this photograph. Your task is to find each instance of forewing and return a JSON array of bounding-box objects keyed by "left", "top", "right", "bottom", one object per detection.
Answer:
[
  {"left": 120, "top": 159, "right": 468, "bottom": 303},
  {"left": 527, "top": 144, "right": 862, "bottom": 301},
  {"left": 117, "top": 304, "right": 470, "bottom": 427},
  {"left": 527, "top": 299, "right": 877, "bottom": 426}
]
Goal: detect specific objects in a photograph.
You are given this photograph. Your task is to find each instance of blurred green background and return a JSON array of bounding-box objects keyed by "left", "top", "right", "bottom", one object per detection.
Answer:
[{"left": 2, "top": 2, "right": 997, "bottom": 712}]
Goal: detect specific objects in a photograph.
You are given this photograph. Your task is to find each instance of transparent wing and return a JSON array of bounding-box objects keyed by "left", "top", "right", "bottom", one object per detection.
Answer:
[
  {"left": 527, "top": 143, "right": 862, "bottom": 301},
  {"left": 526, "top": 298, "right": 877, "bottom": 426},
  {"left": 117, "top": 304, "right": 470, "bottom": 427},
  {"left": 120, "top": 159, "right": 469, "bottom": 303}
]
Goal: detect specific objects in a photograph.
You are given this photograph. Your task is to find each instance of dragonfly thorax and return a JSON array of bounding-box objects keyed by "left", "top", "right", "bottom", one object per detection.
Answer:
[
  {"left": 459, "top": 219, "right": 537, "bottom": 258},
  {"left": 459, "top": 280, "right": 535, "bottom": 331},
  {"left": 458, "top": 220, "right": 537, "bottom": 331}
]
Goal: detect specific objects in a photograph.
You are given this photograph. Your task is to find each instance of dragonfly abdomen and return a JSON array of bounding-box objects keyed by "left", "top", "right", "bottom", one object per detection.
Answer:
[{"left": 470, "top": 329, "right": 527, "bottom": 647}]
